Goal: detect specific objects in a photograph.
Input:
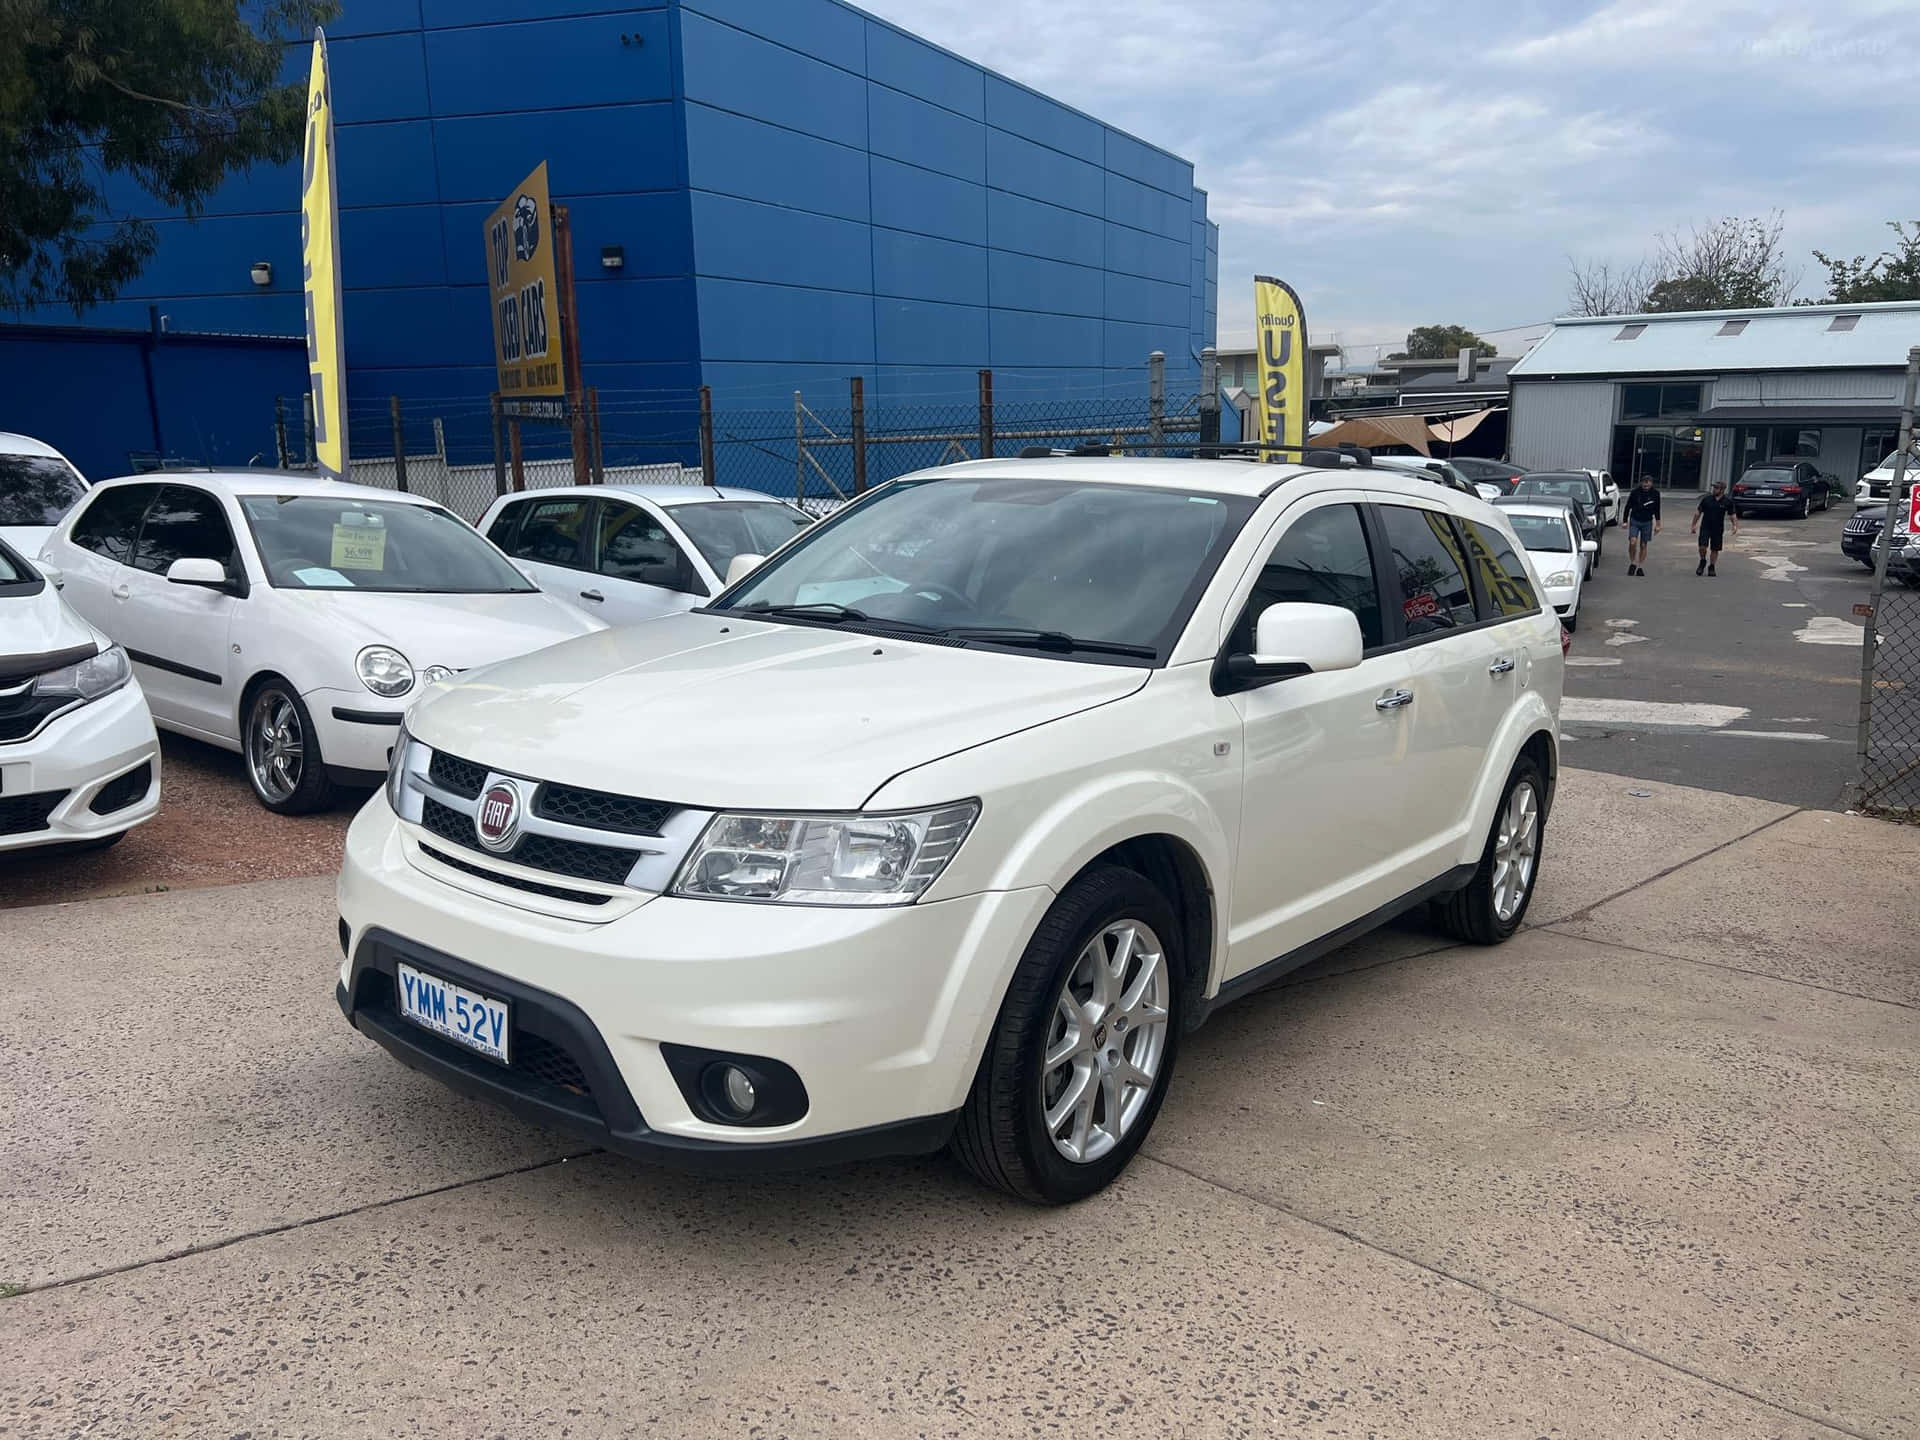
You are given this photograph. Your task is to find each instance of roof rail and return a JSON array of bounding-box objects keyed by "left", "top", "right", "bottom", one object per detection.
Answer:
[{"left": 1054, "top": 440, "right": 1375, "bottom": 468}]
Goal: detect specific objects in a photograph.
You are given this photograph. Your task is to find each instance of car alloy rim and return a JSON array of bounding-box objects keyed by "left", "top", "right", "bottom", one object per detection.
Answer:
[
  {"left": 1492, "top": 781, "right": 1539, "bottom": 922},
  {"left": 1039, "top": 918, "right": 1170, "bottom": 1164},
  {"left": 247, "top": 691, "right": 303, "bottom": 803}
]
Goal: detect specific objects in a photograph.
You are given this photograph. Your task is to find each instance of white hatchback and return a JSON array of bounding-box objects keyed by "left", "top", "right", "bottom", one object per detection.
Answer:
[
  {"left": 41, "top": 473, "right": 603, "bottom": 814},
  {"left": 1, "top": 539, "right": 160, "bottom": 853},
  {"left": 337, "top": 455, "right": 1563, "bottom": 1203},
  {"left": 1500, "top": 502, "right": 1595, "bottom": 630},
  {"left": 0, "top": 431, "right": 90, "bottom": 557},
  {"left": 479, "top": 484, "right": 812, "bottom": 625}
]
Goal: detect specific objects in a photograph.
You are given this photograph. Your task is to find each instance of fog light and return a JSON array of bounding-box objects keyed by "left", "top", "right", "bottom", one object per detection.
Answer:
[{"left": 714, "top": 1064, "right": 756, "bottom": 1117}]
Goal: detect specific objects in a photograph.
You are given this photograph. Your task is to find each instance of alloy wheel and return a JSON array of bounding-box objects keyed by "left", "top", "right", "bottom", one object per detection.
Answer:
[
  {"left": 247, "top": 690, "right": 304, "bottom": 804},
  {"left": 1039, "top": 919, "right": 1171, "bottom": 1164},
  {"left": 1491, "top": 781, "right": 1539, "bottom": 923}
]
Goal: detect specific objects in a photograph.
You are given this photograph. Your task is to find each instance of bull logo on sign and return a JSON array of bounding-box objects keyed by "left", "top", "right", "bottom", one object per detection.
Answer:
[{"left": 512, "top": 193, "right": 541, "bottom": 262}]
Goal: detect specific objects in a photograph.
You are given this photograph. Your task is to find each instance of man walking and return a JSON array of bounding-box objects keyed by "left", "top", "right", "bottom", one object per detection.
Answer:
[
  {"left": 1691, "top": 478, "right": 1739, "bottom": 575},
  {"left": 1623, "top": 473, "right": 1661, "bottom": 575}
]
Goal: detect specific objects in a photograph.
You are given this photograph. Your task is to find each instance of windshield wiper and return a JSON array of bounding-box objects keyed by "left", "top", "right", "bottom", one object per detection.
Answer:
[
  {"left": 941, "top": 626, "right": 1157, "bottom": 659},
  {"left": 734, "top": 601, "right": 945, "bottom": 634}
]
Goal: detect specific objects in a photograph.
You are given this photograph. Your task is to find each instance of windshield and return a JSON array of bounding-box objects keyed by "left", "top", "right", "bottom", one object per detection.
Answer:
[
  {"left": 716, "top": 475, "right": 1255, "bottom": 662},
  {"left": 0, "top": 454, "right": 87, "bottom": 526},
  {"left": 1516, "top": 476, "right": 1596, "bottom": 503},
  {"left": 240, "top": 496, "right": 535, "bottom": 594},
  {"left": 1508, "top": 514, "right": 1573, "bottom": 552},
  {"left": 663, "top": 499, "right": 811, "bottom": 578}
]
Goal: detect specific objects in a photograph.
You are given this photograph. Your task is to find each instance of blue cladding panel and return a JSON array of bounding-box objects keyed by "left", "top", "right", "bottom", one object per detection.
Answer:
[
  {"left": 1103, "top": 129, "right": 1193, "bottom": 198},
  {"left": 327, "top": 32, "right": 430, "bottom": 124},
  {"left": 575, "top": 278, "right": 699, "bottom": 364},
  {"left": 684, "top": 105, "right": 869, "bottom": 222},
  {"left": 988, "top": 191, "right": 1102, "bottom": 268},
  {"left": 1103, "top": 320, "right": 1189, "bottom": 370},
  {"left": 986, "top": 130, "right": 1103, "bottom": 216},
  {"left": 692, "top": 193, "right": 871, "bottom": 292},
  {"left": 334, "top": 122, "right": 440, "bottom": 209},
  {"left": 441, "top": 191, "right": 693, "bottom": 285},
  {"left": 697, "top": 278, "right": 874, "bottom": 364},
  {"left": 701, "top": 360, "right": 872, "bottom": 405},
  {"left": 425, "top": 12, "right": 673, "bottom": 116},
  {"left": 983, "top": 76, "right": 1102, "bottom": 163},
  {"left": 1104, "top": 272, "right": 1191, "bottom": 328},
  {"left": 324, "top": 0, "right": 423, "bottom": 38},
  {"left": 1105, "top": 173, "right": 1191, "bottom": 241},
  {"left": 874, "top": 298, "right": 987, "bottom": 368},
  {"left": 988, "top": 250, "right": 1102, "bottom": 318},
  {"left": 680, "top": 0, "right": 866, "bottom": 70},
  {"left": 680, "top": 12, "right": 867, "bottom": 149},
  {"left": 1105, "top": 223, "right": 1189, "bottom": 283},
  {"left": 873, "top": 230, "right": 987, "bottom": 307},
  {"left": 0, "top": 333, "right": 158, "bottom": 480},
  {"left": 870, "top": 157, "right": 985, "bottom": 246},
  {"left": 423, "top": 0, "right": 664, "bottom": 22},
  {"left": 869, "top": 87, "right": 984, "bottom": 184},
  {"left": 339, "top": 207, "right": 447, "bottom": 289},
  {"left": 866, "top": 23, "right": 982, "bottom": 119},
  {"left": 111, "top": 215, "right": 301, "bottom": 299},
  {"left": 989, "top": 310, "right": 1102, "bottom": 370},
  {"left": 434, "top": 105, "right": 681, "bottom": 203}
]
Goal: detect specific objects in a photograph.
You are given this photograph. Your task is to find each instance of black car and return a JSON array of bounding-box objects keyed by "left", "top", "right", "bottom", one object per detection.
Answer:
[
  {"left": 1731, "top": 460, "right": 1832, "bottom": 518},
  {"left": 1494, "top": 493, "right": 1598, "bottom": 577},
  {"left": 1507, "top": 472, "right": 1606, "bottom": 559},
  {"left": 1452, "top": 457, "right": 1527, "bottom": 487},
  {"left": 1843, "top": 504, "right": 1886, "bottom": 568}
]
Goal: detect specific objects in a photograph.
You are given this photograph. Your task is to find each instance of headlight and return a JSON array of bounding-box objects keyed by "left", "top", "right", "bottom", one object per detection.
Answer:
[
  {"left": 356, "top": 645, "right": 414, "bottom": 698},
  {"left": 386, "top": 722, "right": 414, "bottom": 812},
  {"left": 36, "top": 644, "right": 132, "bottom": 703},
  {"left": 1543, "top": 570, "right": 1577, "bottom": 587},
  {"left": 672, "top": 802, "right": 979, "bottom": 906}
]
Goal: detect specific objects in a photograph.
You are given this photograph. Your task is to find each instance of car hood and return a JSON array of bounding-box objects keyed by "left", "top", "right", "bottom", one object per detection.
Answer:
[
  {"left": 3, "top": 576, "right": 100, "bottom": 668},
  {"left": 0, "top": 524, "right": 55, "bottom": 559},
  {"left": 1522, "top": 547, "right": 1579, "bottom": 573},
  {"left": 407, "top": 612, "right": 1148, "bottom": 810},
  {"left": 270, "top": 588, "right": 604, "bottom": 673}
]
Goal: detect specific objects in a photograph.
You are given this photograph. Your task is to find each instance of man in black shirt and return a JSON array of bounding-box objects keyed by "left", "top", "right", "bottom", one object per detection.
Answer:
[
  {"left": 1623, "top": 473, "right": 1661, "bottom": 575},
  {"left": 1691, "top": 479, "right": 1739, "bottom": 575}
]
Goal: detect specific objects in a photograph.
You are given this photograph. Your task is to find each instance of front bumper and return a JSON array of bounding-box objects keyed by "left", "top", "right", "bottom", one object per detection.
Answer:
[
  {"left": 1842, "top": 531, "right": 1880, "bottom": 561},
  {"left": 0, "top": 680, "right": 160, "bottom": 853},
  {"left": 336, "top": 794, "right": 1055, "bottom": 1166},
  {"left": 306, "top": 686, "right": 405, "bottom": 784},
  {"left": 1542, "top": 581, "right": 1579, "bottom": 616}
]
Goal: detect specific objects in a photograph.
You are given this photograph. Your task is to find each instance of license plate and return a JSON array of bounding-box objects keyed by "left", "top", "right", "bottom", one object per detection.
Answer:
[
  {"left": 396, "top": 962, "right": 510, "bottom": 1064},
  {"left": 1754, "top": 488, "right": 1777, "bottom": 496}
]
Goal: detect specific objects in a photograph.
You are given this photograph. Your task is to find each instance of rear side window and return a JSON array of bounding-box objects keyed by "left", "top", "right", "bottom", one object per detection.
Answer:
[
  {"left": 510, "top": 498, "right": 591, "bottom": 568},
  {"left": 1378, "top": 504, "right": 1477, "bottom": 636},
  {"left": 0, "top": 454, "right": 87, "bottom": 526},
  {"left": 132, "top": 486, "right": 239, "bottom": 575},
  {"left": 598, "top": 503, "right": 699, "bottom": 592},
  {"left": 68, "top": 484, "right": 159, "bottom": 566},
  {"left": 1232, "top": 502, "right": 1384, "bottom": 652},
  {"left": 1459, "top": 520, "right": 1540, "bottom": 618},
  {"left": 485, "top": 503, "right": 524, "bottom": 549}
]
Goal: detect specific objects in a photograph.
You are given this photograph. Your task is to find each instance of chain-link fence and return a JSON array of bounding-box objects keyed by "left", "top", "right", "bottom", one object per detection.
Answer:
[
  {"left": 1855, "top": 532, "right": 1920, "bottom": 821},
  {"left": 282, "top": 353, "right": 1218, "bottom": 523}
]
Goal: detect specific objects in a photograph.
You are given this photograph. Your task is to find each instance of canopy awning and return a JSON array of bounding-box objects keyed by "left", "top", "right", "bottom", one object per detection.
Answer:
[
  {"left": 1311, "top": 413, "right": 1433, "bottom": 455},
  {"left": 1429, "top": 408, "right": 1501, "bottom": 444}
]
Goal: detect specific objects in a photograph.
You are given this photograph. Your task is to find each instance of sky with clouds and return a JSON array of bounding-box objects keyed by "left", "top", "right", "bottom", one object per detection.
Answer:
[{"left": 863, "top": 0, "right": 1920, "bottom": 361}]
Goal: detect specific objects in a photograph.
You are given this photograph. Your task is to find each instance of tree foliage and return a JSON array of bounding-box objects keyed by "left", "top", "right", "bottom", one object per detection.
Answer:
[
  {"left": 1567, "top": 214, "right": 1798, "bottom": 316},
  {"left": 1390, "top": 324, "right": 1498, "bottom": 361},
  {"left": 0, "top": 0, "right": 334, "bottom": 314},
  {"left": 1811, "top": 221, "right": 1920, "bottom": 304}
]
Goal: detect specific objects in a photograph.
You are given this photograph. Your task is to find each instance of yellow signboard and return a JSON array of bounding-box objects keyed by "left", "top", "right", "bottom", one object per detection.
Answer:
[
  {"left": 484, "top": 162, "right": 564, "bottom": 398},
  {"left": 301, "top": 29, "right": 347, "bottom": 480},
  {"left": 1252, "top": 276, "right": 1307, "bottom": 461}
]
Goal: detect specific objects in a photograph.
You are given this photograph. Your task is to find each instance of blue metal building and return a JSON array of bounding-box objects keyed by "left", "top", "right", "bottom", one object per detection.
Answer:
[{"left": 22, "top": 0, "right": 1218, "bottom": 433}]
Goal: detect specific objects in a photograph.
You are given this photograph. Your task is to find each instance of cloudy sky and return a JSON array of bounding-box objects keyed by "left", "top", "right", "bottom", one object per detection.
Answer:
[{"left": 864, "top": 0, "right": 1920, "bottom": 361}]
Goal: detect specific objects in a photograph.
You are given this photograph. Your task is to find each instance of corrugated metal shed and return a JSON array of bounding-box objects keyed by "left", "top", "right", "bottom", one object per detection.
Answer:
[{"left": 1510, "top": 301, "right": 1920, "bottom": 377}]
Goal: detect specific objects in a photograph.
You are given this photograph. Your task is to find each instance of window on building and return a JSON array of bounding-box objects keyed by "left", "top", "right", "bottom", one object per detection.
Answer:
[
  {"left": 1716, "top": 319, "right": 1749, "bottom": 336},
  {"left": 1828, "top": 313, "right": 1861, "bottom": 332},
  {"left": 1620, "top": 383, "right": 1701, "bottom": 421},
  {"left": 1614, "top": 323, "right": 1647, "bottom": 340}
]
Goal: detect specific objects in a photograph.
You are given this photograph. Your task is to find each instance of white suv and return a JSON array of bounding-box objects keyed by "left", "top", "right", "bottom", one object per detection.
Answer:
[{"left": 337, "top": 455, "right": 1564, "bottom": 1203}]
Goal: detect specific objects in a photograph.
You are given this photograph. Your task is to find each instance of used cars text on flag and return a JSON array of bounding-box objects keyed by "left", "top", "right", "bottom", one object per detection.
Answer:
[
  {"left": 301, "top": 28, "right": 347, "bottom": 481},
  {"left": 1252, "top": 276, "right": 1307, "bottom": 461}
]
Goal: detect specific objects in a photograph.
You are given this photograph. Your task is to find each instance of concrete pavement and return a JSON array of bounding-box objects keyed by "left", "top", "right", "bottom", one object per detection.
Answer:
[{"left": 2, "top": 768, "right": 1914, "bottom": 1438}]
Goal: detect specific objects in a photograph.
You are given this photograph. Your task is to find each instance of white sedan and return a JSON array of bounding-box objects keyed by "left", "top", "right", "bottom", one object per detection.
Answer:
[
  {"left": 42, "top": 473, "right": 604, "bottom": 814},
  {"left": 479, "top": 484, "right": 812, "bottom": 625},
  {"left": 1502, "top": 502, "right": 1595, "bottom": 630},
  {"left": 1, "top": 538, "right": 160, "bottom": 853}
]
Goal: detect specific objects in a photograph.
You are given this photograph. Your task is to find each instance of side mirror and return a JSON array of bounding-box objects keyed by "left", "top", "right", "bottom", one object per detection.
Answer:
[
  {"left": 1223, "top": 602, "right": 1364, "bottom": 689},
  {"left": 166, "top": 557, "right": 233, "bottom": 592},
  {"left": 1580, "top": 539, "right": 1598, "bottom": 554},
  {"left": 725, "top": 553, "right": 765, "bottom": 586},
  {"left": 37, "top": 561, "right": 64, "bottom": 590}
]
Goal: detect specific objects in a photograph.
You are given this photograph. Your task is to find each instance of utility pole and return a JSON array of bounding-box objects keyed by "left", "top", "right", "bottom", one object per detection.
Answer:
[{"left": 551, "top": 203, "right": 591, "bottom": 484}]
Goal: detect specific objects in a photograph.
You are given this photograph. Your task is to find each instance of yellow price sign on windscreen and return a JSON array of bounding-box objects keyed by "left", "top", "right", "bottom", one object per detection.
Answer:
[{"left": 332, "top": 523, "right": 387, "bottom": 570}]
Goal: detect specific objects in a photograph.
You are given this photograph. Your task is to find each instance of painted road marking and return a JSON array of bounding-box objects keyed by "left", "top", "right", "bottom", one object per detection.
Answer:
[
  {"left": 1564, "top": 655, "right": 1623, "bottom": 667},
  {"left": 1560, "top": 697, "right": 1749, "bottom": 728},
  {"left": 1605, "top": 631, "right": 1647, "bottom": 646},
  {"left": 1795, "top": 616, "right": 1865, "bottom": 646}
]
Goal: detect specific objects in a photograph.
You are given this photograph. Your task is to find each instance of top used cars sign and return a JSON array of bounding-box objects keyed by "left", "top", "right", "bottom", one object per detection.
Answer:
[{"left": 484, "top": 162, "right": 565, "bottom": 399}]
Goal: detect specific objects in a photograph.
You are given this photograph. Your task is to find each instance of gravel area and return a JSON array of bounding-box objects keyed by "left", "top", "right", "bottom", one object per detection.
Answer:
[{"left": 0, "top": 733, "right": 360, "bottom": 909}]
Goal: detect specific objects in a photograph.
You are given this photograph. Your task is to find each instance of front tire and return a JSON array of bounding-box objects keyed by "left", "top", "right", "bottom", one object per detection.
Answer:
[
  {"left": 1433, "top": 753, "right": 1545, "bottom": 945},
  {"left": 952, "top": 865, "right": 1182, "bottom": 1204},
  {"left": 243, "top": 679, "right": 336, "bottom": 815}
]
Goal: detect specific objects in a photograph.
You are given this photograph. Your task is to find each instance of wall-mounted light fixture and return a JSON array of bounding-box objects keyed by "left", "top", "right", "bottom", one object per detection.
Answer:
[
  {"left": 250, "top": 261, "right": 273, "bottom": 286},
  {"left": 601, "top": 245, "right": 625, "bottom": 271}
]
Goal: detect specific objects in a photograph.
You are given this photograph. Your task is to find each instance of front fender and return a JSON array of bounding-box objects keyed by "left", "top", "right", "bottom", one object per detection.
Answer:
[{"left": 1455, "top": 690, "right": 1559, "bottom": 870}]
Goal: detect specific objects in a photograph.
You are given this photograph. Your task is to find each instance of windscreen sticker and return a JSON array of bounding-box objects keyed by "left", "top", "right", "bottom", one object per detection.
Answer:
[
  {"left": 331, "top": 517, "right": 387, "bottom": 570},
  {"left": 292, "top": 566, "right": 354, "bottom": 587},
  {"left": 1403, "top": 591, "right": 1440, "bottom": 621}
]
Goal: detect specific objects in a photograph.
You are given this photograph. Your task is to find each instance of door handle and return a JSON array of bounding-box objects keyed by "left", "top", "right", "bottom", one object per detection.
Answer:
[
  {"left": 1374, "top": 688, "right": 1415, "bottom": 711},
  {"left": 579, "top": 589, "right": 605, "bottom": 602},
  {"left": 111, "top": 582, "right": 131, "bottom": 600},
  {"left": 1488, "top": 656, "right": 1516, "bottom": 675}
]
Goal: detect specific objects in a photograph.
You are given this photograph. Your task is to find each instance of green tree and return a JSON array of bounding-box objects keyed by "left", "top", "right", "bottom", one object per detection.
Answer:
[
  {"left": 1395, "top": 324, "right": 1498, "bottom": 360},
  {"left": 1569, "top": 213, "right": 1797, "bottom": 315},
  {"left": 1812, "top": 221, "right": 1920, "bottom": 303},
  {"left": 0, "top": 0, "right": 334, "bottom": 313}
]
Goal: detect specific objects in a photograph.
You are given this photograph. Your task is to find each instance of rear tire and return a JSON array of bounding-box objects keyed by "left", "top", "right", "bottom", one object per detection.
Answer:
[
  {"left": 1433, "top": 753, "right": 1546, "bottom": 945},
  {"left": 952, "top": 865, "right": 1182, "bottom": 1204}
]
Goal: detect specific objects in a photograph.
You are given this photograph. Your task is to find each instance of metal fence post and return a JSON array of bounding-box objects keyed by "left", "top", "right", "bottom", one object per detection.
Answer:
[
  {"left": 588, "top": 386, "right": 605, "bottom": 484},
  {"left": 1853, "top": 345, "right": 1920, "bottom": 810},
  {"left": 301, "top": 392, "right": 315, "bottom": 467},
  {"left": 850, "top": 376, "right": 868, "bottom": 493},
  {"left": 389, "top": 395, "right": 409, "bottom": 493},
  {"left": 698, "top": 385, "right": 717, "bottom": 486},
  {"left": 978, "top": 368, "right": 994, "bottom": 458},
  {"left": 1199, "top": 346, "right": 1220, "bottom": 446},
  {"left": 1148, "top": 350, "right": 1166, "bottom": 446},
  {"left": 274, "top": 395, "right": 289, "bottom": 468},
  {"left": 490, "top": 392, "right": 507, "bottom": 496}
]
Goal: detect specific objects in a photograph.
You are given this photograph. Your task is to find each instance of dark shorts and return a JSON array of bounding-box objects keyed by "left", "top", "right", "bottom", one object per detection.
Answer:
[
  {"left": 1698, "top": 525, "right": 1725, "bottom": 549},
  {"left": 1628, "top": 518, "right": 1654, "bottom": 543}
]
